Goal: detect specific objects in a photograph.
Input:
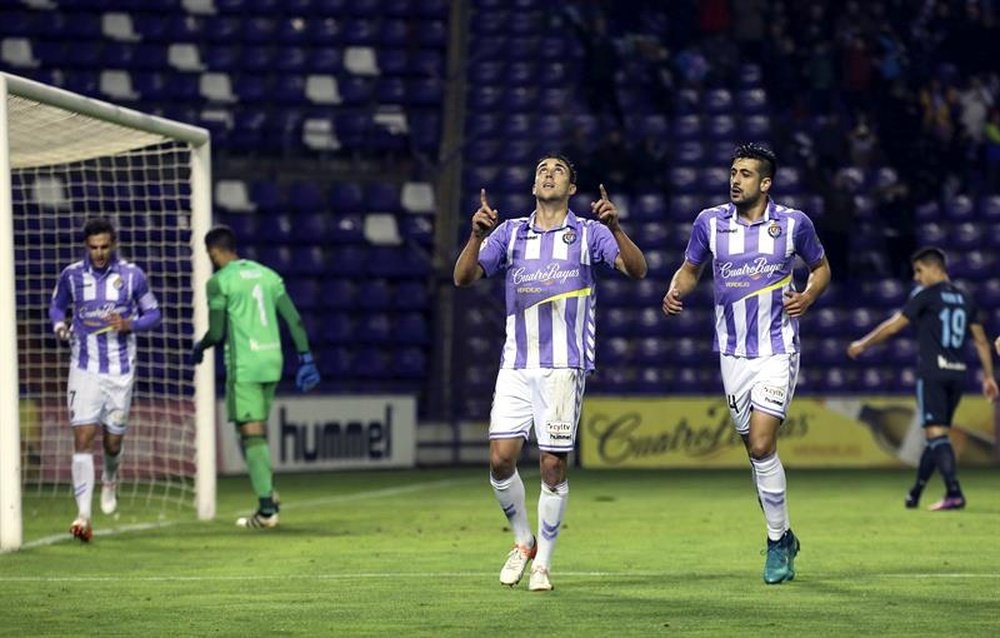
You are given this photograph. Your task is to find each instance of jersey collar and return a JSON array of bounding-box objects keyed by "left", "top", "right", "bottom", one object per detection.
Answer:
[
  {"left": 528, "top": 208, "right": 580, "bottom": 232},
  {"left": 724, "top": 198, "right": 775, "bottom": 225}
]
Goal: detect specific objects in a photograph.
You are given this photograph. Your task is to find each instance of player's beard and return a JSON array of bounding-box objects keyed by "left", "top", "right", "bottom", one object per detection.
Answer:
[{"left": 732, "top": 189, "right": 762, "bottom": 212}]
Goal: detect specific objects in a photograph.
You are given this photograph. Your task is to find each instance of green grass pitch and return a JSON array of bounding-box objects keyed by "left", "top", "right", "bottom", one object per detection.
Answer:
[{"left": 2, "top": 467, "right": 999, "bottom": 636}]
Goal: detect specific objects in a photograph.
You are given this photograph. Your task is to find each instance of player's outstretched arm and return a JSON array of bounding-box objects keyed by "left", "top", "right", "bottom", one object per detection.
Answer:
[
  {"left": 454, "top": 188, "right": 497, "bottom": 287},
  {"left": 662, "top": 260, "right": 704, "bottom": 316},
  {"left": 994, "top": 335, "right": 1000, "bottom": 356},
  {"left": 276, "top": 292, "right": 321, "bottom": 392},
  {"left": 847, "top": 312, "right": 909, "bottom": 359},
  {"left": 969, "top": 323, "right": 999, "bottom": 401},
  {"left": 593, "top": 184, "right": 647, "bottom": 280}
]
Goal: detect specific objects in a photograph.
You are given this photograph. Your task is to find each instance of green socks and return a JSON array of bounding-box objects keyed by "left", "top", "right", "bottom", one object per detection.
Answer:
[{"left": 242, "top": 436, "right": 274, "bottom": 502}]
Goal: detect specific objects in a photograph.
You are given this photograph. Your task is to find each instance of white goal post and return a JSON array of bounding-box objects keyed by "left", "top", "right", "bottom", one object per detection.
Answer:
[{"left": 0, "top": 72, "right": 215, "bottom": 551}]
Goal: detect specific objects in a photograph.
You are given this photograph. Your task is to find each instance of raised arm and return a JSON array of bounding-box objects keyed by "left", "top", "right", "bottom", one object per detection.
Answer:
[
  {"left": 454, "top": 188, "right": 497, "bottom": 287},
  {"left": 592, "top": 184, "right": 646, "bottom": 280}
]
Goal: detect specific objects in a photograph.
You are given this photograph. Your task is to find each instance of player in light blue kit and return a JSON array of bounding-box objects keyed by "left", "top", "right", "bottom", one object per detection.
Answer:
[
  {"left": 662, "top": 143, "right": 830, "bottom": 584},
  {"left": 50, "top": 217, "right": 162, "bottom": 542},
  {"left": 454, "top": 154, "right": 647, "bottom": 591}
]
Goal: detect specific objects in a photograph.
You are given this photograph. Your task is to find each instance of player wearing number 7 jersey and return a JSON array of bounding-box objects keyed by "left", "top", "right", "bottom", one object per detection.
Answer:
[
  {"left": 191, "top": 225, "right": 321, "bottom": 528},
  {"left": 848, "top": 247, "right": 998, "bottom": 511}
]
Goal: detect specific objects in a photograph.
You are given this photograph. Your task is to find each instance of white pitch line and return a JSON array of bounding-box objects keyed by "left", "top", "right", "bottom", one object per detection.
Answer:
[
  {"left": 18, "top": 477, "right": 476, "bottom": 551},
  {"left": 3, "top": 572, "right": 1000, "bottom": 584}
]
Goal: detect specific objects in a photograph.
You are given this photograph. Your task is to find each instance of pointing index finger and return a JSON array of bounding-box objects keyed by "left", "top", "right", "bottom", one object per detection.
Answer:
[
  {"left": 480, "top": 187, "right": 490, "bottom": 209},
  {"left": 599, "top": 183, "right": 609, "bottom": 202}
]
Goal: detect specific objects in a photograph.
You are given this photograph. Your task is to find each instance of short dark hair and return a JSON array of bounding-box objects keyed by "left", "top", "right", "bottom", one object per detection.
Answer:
[
  {"left": 911, "top": 246, "right": 947, "bottom": 270},
  {"left": 536, "top": 153, "right": 577, "bottom": 184},
  {"left": 732, "top": 142, "right": 777, "bottom": 179},
  {"left": 82, "top": 217, "right": 116, "bottom": 242},
  {"left": 204, "top": 225, "right": 238, "bottom": 252}
]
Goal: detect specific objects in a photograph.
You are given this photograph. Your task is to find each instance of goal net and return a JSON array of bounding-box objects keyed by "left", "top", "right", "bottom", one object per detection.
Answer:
[{"left": 0, "top": 73, "right": 215, "bottom": 550}]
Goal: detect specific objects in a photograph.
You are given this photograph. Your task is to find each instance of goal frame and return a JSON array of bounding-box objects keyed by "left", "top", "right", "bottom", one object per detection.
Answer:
[{"left": 0, "top": 72, "right": 216, "bottom": 551}]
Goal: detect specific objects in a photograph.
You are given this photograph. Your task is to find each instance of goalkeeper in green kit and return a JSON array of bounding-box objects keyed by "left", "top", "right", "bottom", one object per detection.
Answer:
[{"left": 191, "top": 225, "right": 321, "bottom": 528}]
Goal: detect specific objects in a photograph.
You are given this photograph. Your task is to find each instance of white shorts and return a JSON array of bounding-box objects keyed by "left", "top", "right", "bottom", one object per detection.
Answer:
[
  {"left": 68, "top": 367, "right": 135, "bottom": 434},
  {"left": 720, "top": 353, "right": 799, "bottom": 436},
  {"left": 489, "top": 368, "right": 586, "bottom": 453}
]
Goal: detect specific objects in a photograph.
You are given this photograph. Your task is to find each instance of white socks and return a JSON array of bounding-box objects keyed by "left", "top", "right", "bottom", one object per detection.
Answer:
[
  {"left": 751, "top": 453, "right": 788, "bottom": 541},
  {"left": 490, "top": 470, "right": 533, "bottom": 547},
  {"left": 535, "top": 480, "right": 569, "bottom": 569},
  {"left": 72, "top": 453, "right": 94, "bottom": 519},
  {"left": 103, "top": 448, "right": 122, "bottom": 485}
]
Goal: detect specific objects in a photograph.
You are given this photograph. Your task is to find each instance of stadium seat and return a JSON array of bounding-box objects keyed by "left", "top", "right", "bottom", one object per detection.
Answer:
[
  {"left": 394, "top": 347, "right": 428, "bottom": 379},
  {"left": 366, "top": 182, "right": 401, "bottom": 212},
  {"left": 320, "top": 347, "right": 353, "bottom": 378},
  {"left": 943, "top": 195, "right": 975, "bottom": 220},
  {"left": 321, "top": 279, "right": 356, "bottom": 310},
  {"left": 669, "top": 167, "right": 699, "bottom": 193},
  {"left": 322, "top": 313, "right": 355, "bottom": 344},
  {"left": 950, "top": 222, "right": 983, "bottom": 250},
  {"left": 327, "top": 214, "right": 365, "bottom": 244},
  {"left": 395, "top": 312, "right": 430, "bottom": 345},
  {"left": 394, "top": 280, "right": 430, "bottom": 311},
  {"left": 978, "top": 195, "right": 1000, "bottom": 221},
  {"left": 673, "top": 115, "right": 702, "bottom": 139},
  {"left": 357, "top": 313, "right": 392, "bottom": 344},
  {"left": 706, "top": 115, "right": 736, "bottom": 140},
  {"left": 286, "top": 277, "right": 320, "bottom": 310},
  {"left": 702, "top": 88, "right": 733, "bottom": 113},
  {"left": 631, "top": 193, "right": 667, "bottom": 221}
]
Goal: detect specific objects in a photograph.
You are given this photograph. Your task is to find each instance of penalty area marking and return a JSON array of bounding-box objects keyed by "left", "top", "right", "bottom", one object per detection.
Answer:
[
  {"left": 17, "top": 477, "right": 476, "bottom": 551},
  {"left": 3, "top": 571, "right": 1000, "bottom": 584}
]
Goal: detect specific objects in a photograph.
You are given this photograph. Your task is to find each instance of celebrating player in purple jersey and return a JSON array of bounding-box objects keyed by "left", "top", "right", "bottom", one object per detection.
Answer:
[
  {"left": 454, "top": 153, "right": 646, "bottom": 591},
  {"left": 662, "top": 143, "right": 831, "bottom": 584},
  {"left": 49, "top": 217, "right": 161, "bottom": 542}
]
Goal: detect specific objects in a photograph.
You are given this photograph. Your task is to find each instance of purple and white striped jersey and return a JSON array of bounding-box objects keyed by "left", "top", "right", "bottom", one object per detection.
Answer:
[
  {"left": 478, "top": 210, "right": 620, "bottom": 371},
  {"left": 49, "top": 255, "right": 159, "bottom": 375},
  {"left": 685, "top": 199, "right": 825, "bottom": 357}
]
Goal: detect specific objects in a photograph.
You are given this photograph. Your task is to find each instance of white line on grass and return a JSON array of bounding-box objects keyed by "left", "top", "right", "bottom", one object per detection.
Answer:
[
  {"left": 18, "top": 477, "right": 475, "bottom": 551},
  {"left": 4, "top": 572, "right": 1000, "bottom": 583}
]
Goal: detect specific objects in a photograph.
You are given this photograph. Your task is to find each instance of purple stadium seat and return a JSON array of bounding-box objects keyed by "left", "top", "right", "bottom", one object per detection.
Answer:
[
  {"left": 943, "top": 195, "right": 975, "bottom": 220},
  {"left": 357, "top": 314, "right": 393, "bottom": 344},
  {"left": 676, "top": 141, "right": 706, "bottom": 166},
  {"left": 291, "top": 212, "right": 330, "bottom": 243},
  {"left": 669, "top": 167, "right": 699, "bottom": 193},
  {"left": 418, "top": 20, "right": 448, "bottom": 47},
  {"left": 916, "top": 222, "right": 948, "bottom": 246},
  {"left": 290, "top": 246, "right": 327, "bottom": 275},
  {"left": 409, "top": 78, "right": 443, "bottom": 105},
  {"left": 637, "top": 221, "right": 670, "bottom": 248},
  {"left": 914, "top": 200, "right": 940, "bottom": 222},
  {"left": 498, "top": 139, "right": 537, "bottom": 165},
  {"left": 376, "top": 77, "right": 407, "bottom": 104},
  {"left": 275, "top": 47, "right": 308, "bottom": 73},
  {"left": 889, "top": 338, "right": 918, "bottom": 365},
  {"left": 257, "top": 245, "right": 294, "bottom": 273},
  {"left": 950, "top": 222, "right": 983, "bottom": 250},
  {"left": 703, "top": 88, "right": 733, "bottom": 113},
  {"left": 674, "top": 89, "right": 699, "bottom": 115},
  {"left": 248, "top": 179, "right": 282, "bottom": 213},
  {"left": 309, "top": 17, "right": 342, "bottom": 43},
  {"left": 500, "top": 86, "right": 534, "bottom": 112},
  {"left": 465, "top": 165, "right": 500, "bottom": 189},
  {"left": 321, "top": 347, "right": 353, "bottom": 378},
  {"left": 506, "top": 61, "right": 536, "bottom": 86},
  {"left": 600, "top": 308, "right": 634, "bottom": 338},
  {"left": 632, "top": 193, "right": 667, "bottom": 221},
  {"left": 497, "top": 166, "right": 533, "bottom": 192},
  {"left": 338, "top": 77, "right": 373, "bottom": 104},
  {"left": 308, "top": 47, "right": 343, "bottom": 73},
  {"left": 394, "top": 348, "right": 428, "bottom": 379},
  {"left": 950, "top": 250, "right": 995, "bottom": 279},
  {"left": 700, "top": 167, "right": 730, "bottom": 192},
  {"left": 597, "top": 337, "right": 632, "bottom": 366},
  {"left": 411, "top": 50, "right": 445, "bottom": 77},
  {"left": 329, "top": 183, "right": 364, "bottom": 211},
  {"left": 287, "top": 181, "right": 324, "bottom": 213},
  {"left": 673, "top": 115, "right": 702, "bottom": 139},
  {"left": 466, "top": 113, "right": 500, "bottom": 138},
  {"left": 342, "top": 19, "right": 377, "bottom": 45},
  {"left": 322, "top": 313, "right": 355, "bottom": 344},
  {"left": 321, "top": 279, "right": 357, "bottom": 309},
  {"left": 706, "top": 114, "right": 736, "bottom": 140},
  {"left": 742, "top": 114, "right": 771, "bottom": 138},
  {"left": 396, "top": 312, "right": 430, "bottom": 345},
  {"left": 357, "top": 279, "right": 392, "bottom": 310},
  {"left": 635, "top": 278, "right": 667, "bottom": 307},
  {"left": 328, "top": 214, "right": 365, "bottom": 244},
  {"left": 978, "top": 195, "right": 1000, "bottom": 221},
  {"left": 394, "top": 281, "right": 430, "bottom": 311},
  {"left": 286, "top": 277, "right": 320, "bottom": 310},
  {"left": 669, "top": 195, "right": 705, "bottom": 220},
  {"left": 366, "top": 182, "right": 401, "bottom": 212},
  {"left": 469, "top": 85, "right": 502, "bottom": 110},
  {"left": 736, "top": 88, "right": 767, "bottom": 112}
]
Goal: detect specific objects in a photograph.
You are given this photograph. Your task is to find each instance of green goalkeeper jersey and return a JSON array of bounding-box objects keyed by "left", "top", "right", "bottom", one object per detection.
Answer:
[{"left": 207, "top": 259, "right": 287, "bottom": 383}]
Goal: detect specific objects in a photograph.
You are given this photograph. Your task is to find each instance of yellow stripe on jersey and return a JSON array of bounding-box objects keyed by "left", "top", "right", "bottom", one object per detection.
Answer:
[
  {"left": 735, "top": 273, "right": 792, "bottom": 304},
  {"left": 525, "top": 287, "right": 592, "bottom": 312}
]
